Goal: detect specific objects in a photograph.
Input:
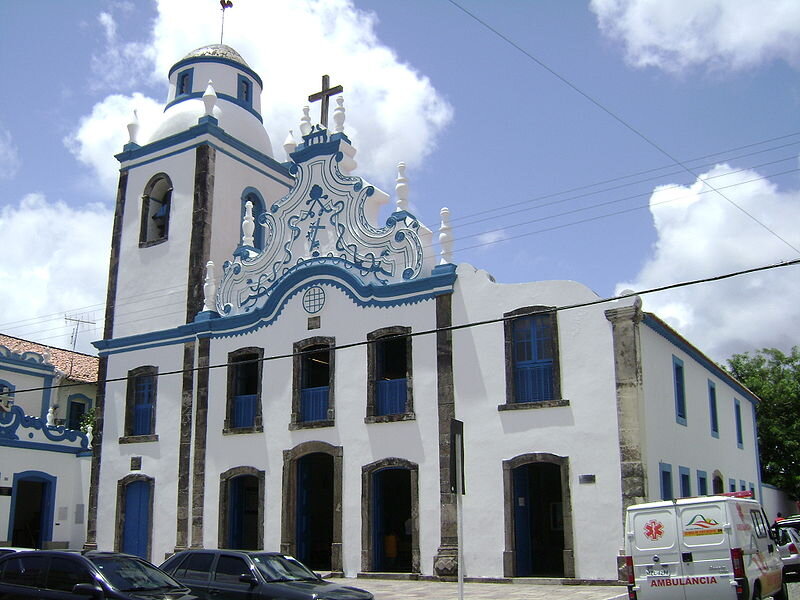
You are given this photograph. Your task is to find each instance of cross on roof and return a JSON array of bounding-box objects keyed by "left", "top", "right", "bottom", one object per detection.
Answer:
[{"left": 308, "top": 74, "right": 343, "bottom": 129}]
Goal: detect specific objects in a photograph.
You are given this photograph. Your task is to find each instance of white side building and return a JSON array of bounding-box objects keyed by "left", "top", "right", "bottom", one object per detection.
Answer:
[
  {"left": 0, "top": 334, "right": 96, "bottom": 550},
  {"left": 88, "top": 44, "right": 764, "bottom": 582}
]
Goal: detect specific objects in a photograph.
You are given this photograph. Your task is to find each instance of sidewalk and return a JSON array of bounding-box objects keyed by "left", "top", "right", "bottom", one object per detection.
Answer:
[{"left": 328, "top": 577, "right": 628, "bottom": 599}]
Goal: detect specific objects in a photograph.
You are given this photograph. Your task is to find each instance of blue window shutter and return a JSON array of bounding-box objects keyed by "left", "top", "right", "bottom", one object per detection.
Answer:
[
  {"left": 708, "top": 381, "right": 719, "bottom": 438},
  {"left": 513, "top": 315, "right": 554, "bottom": 403},
  {"left": 133, "top": 374, "right": 154, "bottom": 435},
  {"left": 660, "top": 463, "right": 673, "bottom": 500}
]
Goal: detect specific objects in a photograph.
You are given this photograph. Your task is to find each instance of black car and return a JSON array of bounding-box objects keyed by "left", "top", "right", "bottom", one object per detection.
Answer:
[
  {"left": 0, "top": 550, "right": 196, "bottom": 599},
  {"left": 160, "top": 549, "right": 373, "bottom": 600}
]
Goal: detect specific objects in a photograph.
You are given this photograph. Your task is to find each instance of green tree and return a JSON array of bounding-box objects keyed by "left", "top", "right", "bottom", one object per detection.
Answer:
[{"left": 727, "top": 346, "right": 800, "bottom": 500}]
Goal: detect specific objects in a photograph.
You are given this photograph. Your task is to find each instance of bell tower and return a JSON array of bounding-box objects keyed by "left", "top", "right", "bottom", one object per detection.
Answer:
[{"left": 102, "top": 45, "right": 294, "bottom": 342}]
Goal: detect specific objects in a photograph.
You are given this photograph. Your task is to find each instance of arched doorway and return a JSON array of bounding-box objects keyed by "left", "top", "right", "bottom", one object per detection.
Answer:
[
  {"left": 219, "top": 468, "right": 264, "bottom": 550},
  {"left": 10, "top": 471, "right": 55, "bottom": 549},
  {"left": 712, "top": 470, "right": 724, "bottom": 494},
  {"left": 362, "top": 459, "right": 419, "bottom": 573},
  {"left": 282, "top": 442, "right": 343, "bottom": 573},
  {"left": 117, "top": 476, "right": 153, "bottom": 559},
  {"left": 503, "top": 454, "right": 574, "bottom": 578}
]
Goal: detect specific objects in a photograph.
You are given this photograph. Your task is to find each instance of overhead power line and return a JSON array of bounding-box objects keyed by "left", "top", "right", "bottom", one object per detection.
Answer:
[
  {"left": 445, "top": 0, "right": 800, "bottom": 256},
  {"left": 9, "top": 257, "right": 800, "bottom": 396}
]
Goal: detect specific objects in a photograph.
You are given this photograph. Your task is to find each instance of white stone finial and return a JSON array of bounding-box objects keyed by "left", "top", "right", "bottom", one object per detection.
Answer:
[
  {"left": 300, "top": 106, "right": 312, "bottom": 136},
  {"left": 86, "top": 424, "right": 93, "bottom": 448},
  {"left": 203, "top": 80, "right": 217, "bottom": 116},
  {"left": 242, "top": 201, "right": 255, "bottom": 247},
  {"left": 47, "top": 406, "right": 56, "bottom": 427},
  {"left": 202, "top": 261, "right": 217, "bottom": 312},
  {"left": 439, "top": 207, "right": 453, "bottom": 265},
  {"left": 283, "top": 130, "right": 297, "bottom": 160},
  {"left": 333, "top": 96, "right": 345, "bottom": 133},
  {"left": 395, "top": 162, "right": 409, "bottom": 212},
  {"left": 127, "top": 109, "right": 139, "bottom": 145}
]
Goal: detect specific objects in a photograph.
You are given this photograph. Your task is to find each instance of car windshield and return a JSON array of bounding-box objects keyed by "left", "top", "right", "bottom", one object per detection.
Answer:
[
  {"left": 91, "top": 555, "right": 184, "bottom": 592},
  {"left": 251, "top": 554, "right": 319, "bottom": 582}
]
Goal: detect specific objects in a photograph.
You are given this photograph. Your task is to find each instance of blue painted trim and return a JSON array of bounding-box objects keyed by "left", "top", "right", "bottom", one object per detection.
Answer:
[
  {"left": 0, "top": 379, "right": 15, "bottom": 395},
  {"left": 708, "top": 380, "right": 719, "bottom": 438},
  {"left": 94, "top": 262, "right": 458, "bottom": 355},
  {"left": 237, "top": 74, "right": 252, "bottom": 107},
  {"left": 729, "top": 478, "right": 736, "bottom": 492},
  {"left": 679, "top": 466, "right": 691, "bottom": 497},
  {"left": 697, "top": 470, "right": 708, "bottom": 495},
  {"left": 115, "top": 120, "right": 291, "bottom": 185},
  {"left": 673, "top": 355, "right": 686, "bottom": 426},
  {"left": 734, "top": 398, "right": 744, "bottom": 449},
  {"left": 169, "top": 54, "right": 263, "bottom": 88},
  {"left": 0, "top": 405, "right": 90, "bottom": 450},
  {"left": 643, "top": 313, "right": 760, "bottom": 406},
  {"left": 176, "top": 68, "right": 194, "bottom": 98},
  {"left": 9, "top": 470, "right": 57, "bottom": 544},
  {"left": 0, "top": 357, "right": 57, "bottom": 376},
  {"left": 659, "top": 462, "right": 673, "bottom": 501},
  {"left": 163, "top": 91, "right": 263, "bottom": 123},
  {"left": 0, "top": 438, "right": 89, "bottom": 454}
]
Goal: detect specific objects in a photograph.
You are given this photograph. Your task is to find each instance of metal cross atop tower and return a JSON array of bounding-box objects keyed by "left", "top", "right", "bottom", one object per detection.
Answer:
[{"left": 308, "top": 75, "right": 343, "bottom": 129}]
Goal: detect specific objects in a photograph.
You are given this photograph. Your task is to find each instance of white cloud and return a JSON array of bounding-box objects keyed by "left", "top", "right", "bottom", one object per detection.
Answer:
[
  {"left": 477, "top": 229, "right": 508, "bottom": 248},
  {"left": 72, "top": 0, "right": 451, "bottom": 197},
  {"left": 616, "top": 164, "right": 800, "bottom": 362},
  {"left": 64, "top": 93, "right": 163, "bottom": 193},
  {"left": 0, "top": 194, "right": 113, "bottom": 354},
  {"left": 590, "top": 0, "right": 800, "bottom": 73},
  {"left": 90, "top": 9, "right": 157, "bottom": 92},
  {"left": 0, "top": 126, "right": 21, "bottom": 180}
]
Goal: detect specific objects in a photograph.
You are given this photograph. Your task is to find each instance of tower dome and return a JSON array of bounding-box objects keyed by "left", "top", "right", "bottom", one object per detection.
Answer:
[{"left": 146, "top": 44, "right": 274, "bottom": 157}]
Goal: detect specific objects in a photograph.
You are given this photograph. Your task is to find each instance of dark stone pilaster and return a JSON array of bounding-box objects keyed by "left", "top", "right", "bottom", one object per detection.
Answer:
[
  {"left": 191, "top": 337, "right": 210, "bottom": 547},
  {"left": 174, "top": 341, "right": 195, "bottom": 553},
  {"left": 187, "top": 145, "right": 215, "bottom": 323},
  {"left": 605, "top": 300, "right": 647, "bottom": 521},
  {"left": 84, "top": 169, "right": 128, "bottom": 551},
  {"left": 433, "top": 293, "right": 458, "bottom": 577}
]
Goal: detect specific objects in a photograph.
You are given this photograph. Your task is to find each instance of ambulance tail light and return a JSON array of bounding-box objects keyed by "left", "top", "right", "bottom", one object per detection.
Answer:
[
  {"left": 731, "top": 547, "right": 745, "bottom": 578},
  {"left": 789, "top": 543, "right": 798, "bottom": 555}
]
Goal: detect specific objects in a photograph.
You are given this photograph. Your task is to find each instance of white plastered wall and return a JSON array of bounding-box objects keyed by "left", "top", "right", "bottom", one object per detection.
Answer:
[{"left": 450, "top": 264, "right": 623, "bottom": 580}]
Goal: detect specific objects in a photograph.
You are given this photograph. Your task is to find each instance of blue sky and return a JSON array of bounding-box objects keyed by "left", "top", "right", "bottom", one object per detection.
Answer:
[{"left": 1, "top": 0, "right": 799, "bottom": 360}]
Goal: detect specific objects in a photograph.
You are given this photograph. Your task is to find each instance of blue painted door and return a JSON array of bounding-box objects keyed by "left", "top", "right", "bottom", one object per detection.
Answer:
[
  {"left": 372, "top": 470, "right": 385, "bottom": 570},
  {"left": 122, "top": 480, "right": 150, "bottom": 558}
]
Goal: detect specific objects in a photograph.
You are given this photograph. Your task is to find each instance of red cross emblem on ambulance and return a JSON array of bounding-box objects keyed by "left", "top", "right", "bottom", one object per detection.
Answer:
[{"left": 644, "top": 519, "right": 664, "bottom": 541}]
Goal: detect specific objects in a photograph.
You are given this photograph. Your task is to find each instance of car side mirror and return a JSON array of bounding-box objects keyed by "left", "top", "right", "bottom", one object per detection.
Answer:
[
  {"left": 72, "top": 582, "right": 104, "bottom": 598},
  {"left": 239, "top": 573, "right": 258, "bottom": 586}
]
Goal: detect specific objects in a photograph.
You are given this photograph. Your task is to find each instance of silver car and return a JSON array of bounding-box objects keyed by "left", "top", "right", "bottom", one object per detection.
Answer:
[{"left": 775, "top": 524, "right": 800, "bottom": 580}]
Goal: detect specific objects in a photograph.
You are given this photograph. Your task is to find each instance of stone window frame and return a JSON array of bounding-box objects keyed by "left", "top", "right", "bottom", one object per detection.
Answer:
[
  {"left": 499, "top": 306, "right": 566, "bottom": 411},
  {"left": 138, "top": 173, "right": 173, "bottom": 248},
  {"left": 365, "top": 326, "right": 415, "bottom": 424},
  {"left": 502, "top": 453, "right": 574, "bottom": 578},
  {"left": 218, "top": 466, "right": 265, "bottom": 550},
  {"left": 114, "top": 474, "right": 154, "bottom": 561},
  {"left": 120, "top": 365, "right": 159, "bottom": 443},
  {"left": 290, "top": 336, "right": 335, "bottom": 430},
  {"left": 224, "top": 347, "right": 264, "bottom": 434},
  {"left": 360, "top": 458, "right": 420, "bottom": 574},
  {"left": 280, "top": 441, "right": 343, "bottom": 575}
]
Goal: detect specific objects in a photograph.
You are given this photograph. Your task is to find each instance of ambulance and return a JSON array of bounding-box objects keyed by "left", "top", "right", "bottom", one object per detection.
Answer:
[{"left": 622, "top": 492, "right": 787, "bottom": 599}]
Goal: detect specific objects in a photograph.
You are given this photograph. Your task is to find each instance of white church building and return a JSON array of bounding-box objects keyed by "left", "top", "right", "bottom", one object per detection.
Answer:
[{"left": 88, "top": 44, "right": 764, "bottom": 582}]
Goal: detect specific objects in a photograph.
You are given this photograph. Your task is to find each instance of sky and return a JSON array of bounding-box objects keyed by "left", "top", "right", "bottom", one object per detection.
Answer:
[{"left": 0, "top": 0, "right": 799, "bottom": 362}]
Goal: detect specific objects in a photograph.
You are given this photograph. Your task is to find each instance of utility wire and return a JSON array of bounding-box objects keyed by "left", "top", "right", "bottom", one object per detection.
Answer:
[
  {"left": 445, "top": 0, "right": 800, "bottom": 256},
  {"left": 9, "top": 257, "right": 800, "bottom": 396}
]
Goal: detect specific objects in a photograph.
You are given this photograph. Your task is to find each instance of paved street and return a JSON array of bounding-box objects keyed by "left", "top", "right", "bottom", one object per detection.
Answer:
[
  {"left": 328, "top": 577, "right": 628, "bottom": 599},
  {"left": 329, "top": 578, "right": 800, "bottom": 600}
]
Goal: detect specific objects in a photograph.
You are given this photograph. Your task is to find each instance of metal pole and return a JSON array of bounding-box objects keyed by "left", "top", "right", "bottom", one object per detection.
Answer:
[{"left": 456, "top": 431, "right": 464, "bottom": 600}]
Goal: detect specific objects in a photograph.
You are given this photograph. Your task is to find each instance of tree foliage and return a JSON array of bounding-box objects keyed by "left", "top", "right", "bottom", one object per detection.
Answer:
[{"left": 727, "top": 346, "right": 800, "bottom": 500}]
